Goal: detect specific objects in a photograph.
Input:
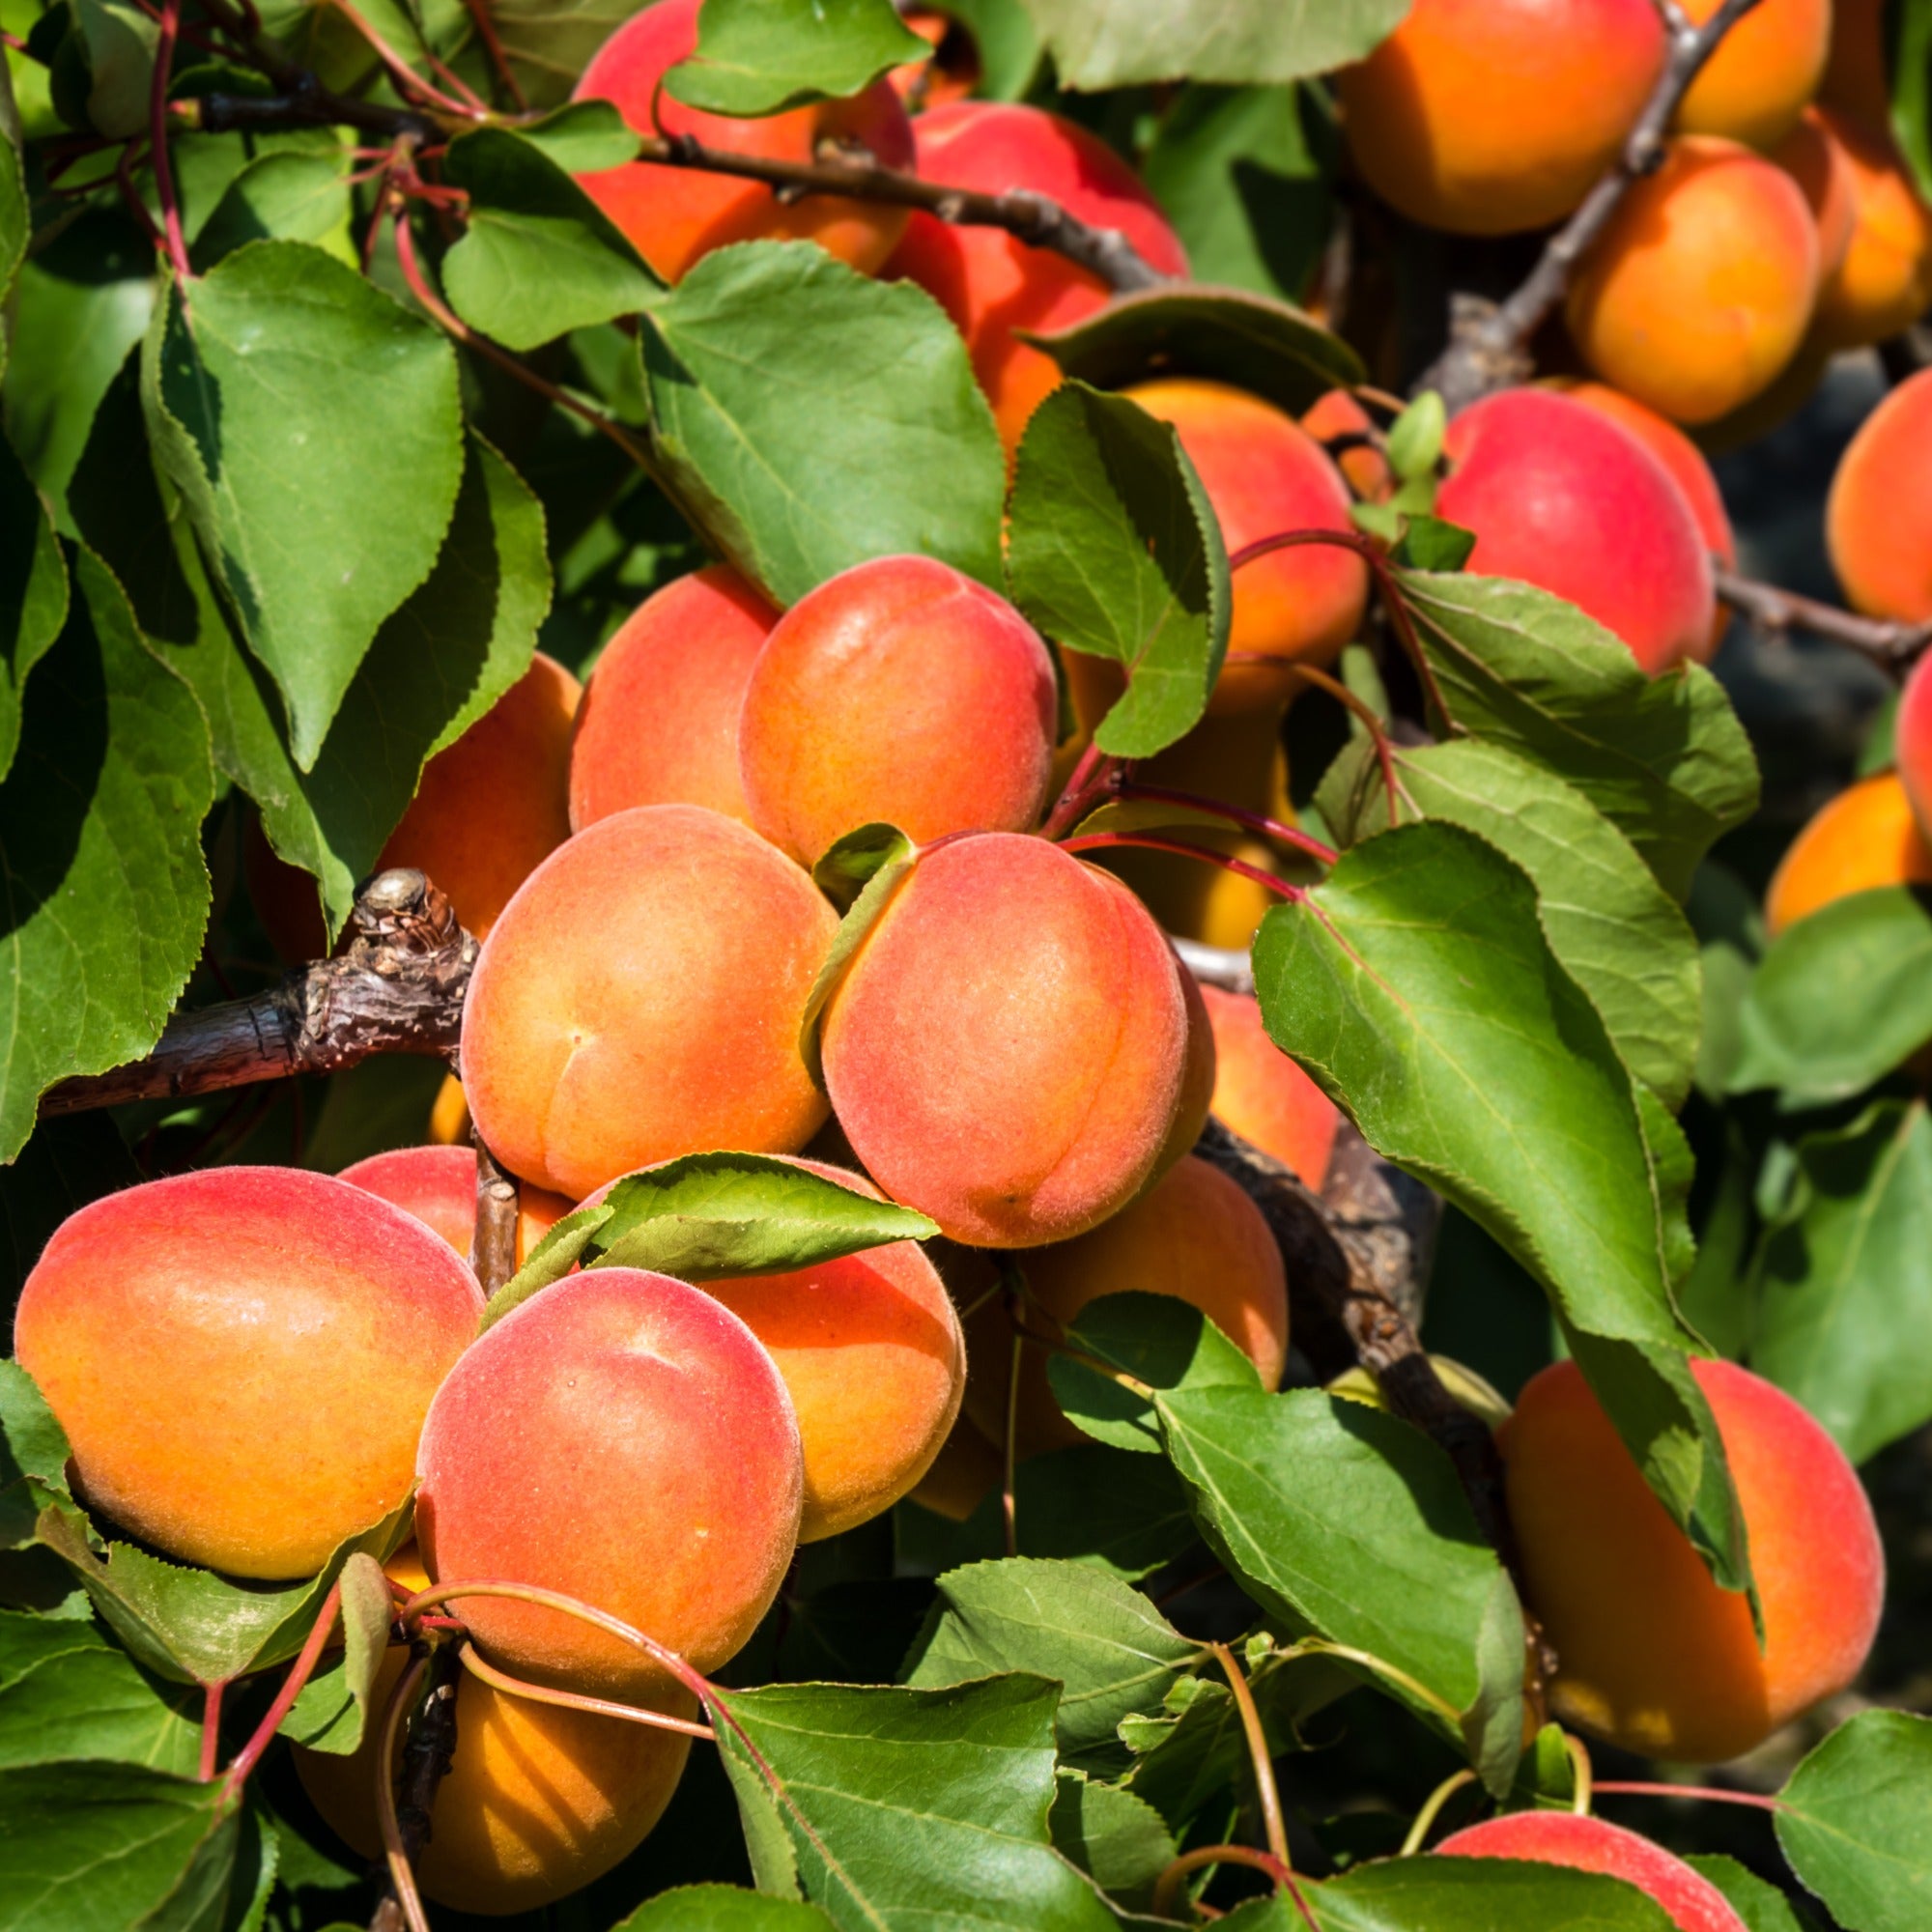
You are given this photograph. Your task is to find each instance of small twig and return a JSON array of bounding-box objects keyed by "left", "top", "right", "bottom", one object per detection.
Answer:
[
  {"left": 1114, "top": 782, "right": 1341, "bottom": 867},
  {"left": 458, "top": 1645, "right": 716, "bottom": 1739},
  {"left": 1716, "top": 565, "right": 1932, "bottom": 675},
  {"left": 469, "top": 1130, "right": 518, "bottom": 1295},
  {"left": 1400, "top": 1768, "right": 1478, "bottom": 1856},
  {"left": 1592, "top": 1779, "right": 1788, "bottom": 1811},
  {"left": 1040, "top": 741, "right": 1120, "bottom": 841},
  {"left": 1209, "top": 1640, "right": 1291, "bottom": 1869},
  {"left": 221, "top": 1579, "right": 343, "bottom": 1801},
  {"left": 197, "top": 1680, "right": 226, "bottom": 1783},
  {"left": 1058, "top": 833, "right": 1306, "bottom": 900},
  {"left": 370, "top": 1648, "right": 439, "bottom": 1932},
  {"left": 151, "top": 0, "right": 192, "bottom": 283},
  {"left": 1151, "top": 1845, "right": 1297, "bottom": 1923}
]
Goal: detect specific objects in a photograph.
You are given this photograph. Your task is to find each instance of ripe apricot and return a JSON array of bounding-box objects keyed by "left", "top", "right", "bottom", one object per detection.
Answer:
[
  {"left": 1807, "top": 106, "right": 1932, "bottom": 349},
  {"left": 890, "top": 8, "right": 980, "bottom": 110},
  {"left": 14, "top": 1169, "right": 482, "bottom": 1579},
  {"left": 1199, "top": 985, "right": 1340, "bottom": 1187},
  {"left": 1123, "top": 380, "right": 1370, "bottom": 713},
  {"left": 416, "top": 1267, "right": 803, "bottom": 1702},
  {"left": 1502, "top": 1358, "right": 1884, "bottom": 1762},
  {"left": 1566, "top": 136, "right": 1820, "bottom": 426},
  {"left": 1301, "top": 387, "right": 1393, "bottom": 501},
  {"left": 820, "top": 832, "right": 1190, "bottom": 1247},
  {"left": 1764, "top": 773, "right": 1932, "bottom": 936},
  {"left": 1772, "top": 105, "right": 1860, "bottom": 281},
  {"left": 1437, "top": 388, "right": 1718, "bottom": 673},
  {"left": 572, "top": 0, "right": 916, "bottom": 283},
  {"left": 1673, "top": 0, "right": 1831, "bottom": 151},
  {"left": 1897, "top": 654, "right": 1932, "bottom": 840},
  {"left": 1337, "top": 0, "right": 1667, "bottom": 236},
  {"left": 569, "top": 567, "right": 779, "bottom": 833},
  {"left": 338, "top": 1146, "right": 572, "bottom": 1269},
  {"left": 460, "top": 805, "right": 836, "bottom": 1201},
  {"left": 883, "top": 101, "right": 1189, "bottom": 450},
  {"left": 1437, "top": 1813, "right": 1747, "bottom": 1932},
  {"left": 1827, "top": 366, "right": 1932, "bottom": 623},
  {"left": 962, "top": 1153, "right": 1289, "bottom": 1458},
  {"left": 738, "top": 555, "right": 1057, "bottom": 867},
  {"left": 1155, "top": 961, "right": 1217, "bottom": 1180}
]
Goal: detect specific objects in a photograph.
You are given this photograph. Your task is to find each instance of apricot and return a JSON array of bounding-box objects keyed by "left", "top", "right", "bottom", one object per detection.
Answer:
[
  {"left": 1673, "top": 0, "right": 1831, "bottom": 151},
  {"left": 13, "top": 1168, "right": 482, "bottom": 1579},
  {"left": 1763, "top": 772, "right": 1932, "bottom": 936},
  {"left": 1436, "top": 388, "right": 1718, "bottom": 674},
  {"left": 1806, "top": 106, "right": 1932, "bottom": 349},
  {"left": 571, "top": 0, "right": 916, "bottom": 283},
  {"left": 820, "top": 831, "right": 1190, "bottom": 1247},
  {"left": 1437, "top": 1813, "right": 1747, "bottom": 1932},
  {"left": 962, "top": 1153, "right": 1289, "bottom": 1459},
  {"left": 415, "top": 1267, "right": 803, "bottom": 1701},
  {"left": 1300, "top": 387, "right": 1392, "bottom": 501},
  {"left": 1565, "top": 137, "right": 1820, "bottom": 426},
  {"left": 1772, "top": 105, "right": 1860, "bottom": 281},
  {"left": 1155, "top": 961, "right": 1217, "bottom": 1180},
  {"left": 460, "top": 805, "right": 836, "bottom": 1201},
  {"left": 429, "top": 1070, "right": 470, "bottom": 1146},
  {"left": 1123, "top": 380, "right": 1370, "bottom": 713},
  {"left": 1898, "top": 654, "right": 1932, "bottom": 840},
  {"left": 338, "top": 1146, "right": 572, "bottom": 1270},
  {"left": 1827, "top": 366, "right": 1932, "bottom": 623},
  {"left": 1337, "top": 0, "right": 1667, "bottom": 236},
  {"left": 1199, "top": 985, "right": 1340, "bottom": 1187},
  {"left": 738, "top": 555, "right": 1057, "bottom": 867},
  {"left": 1821, "top": 0, "right": 1892, "bottom": 126},
  {"left": 890, "top": 8, "right": 980, "bottom": 110},
  {"left": 882, "top": 101, "right": 1189, "bottom": 450},
  {"left": 569, "top": 567, "right": 779, "bottom": 833},
  {"left": 1502, "top": 1358, "right": 1884, "bottom": 1762}
]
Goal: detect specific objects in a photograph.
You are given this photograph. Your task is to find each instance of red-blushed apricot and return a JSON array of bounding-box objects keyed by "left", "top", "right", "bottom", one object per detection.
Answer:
[
  {"left": 821, "top": 832, "right": 1190, "bottom": 1247},
  {"left": 13, "top": 1169, "right": 482, "bottom": 1579},
  {"left": 569, "top": 567, "right": 779, "bottom": 833},
  {"left": 571, "top": 0, "right": 915, "bottom": 283},
  {"left": 1807, "top": 106, "right": 1932, "bottom": 348},
  {"left": 1199, "top": 985, "right": 1340, "bottom": 1187},
  {"left": 962, "top": 1154, "right": 1289, "bottom": 1458},
  {"left": 1502, "top": 1358, "right": 1884, "bottom": 1762},
  {"left": 416, "top": 1267, "right": 803, "bottom": 1701},
  {"left": 890, "top": 7, "right": 980, "bottom": 110},
  {"left": 339, "top": 1146, "right": 572, "bottom": 1270},
  {"left": 1152, "top": 960, "right": 1217, "bottom": 1182},
  {"left": 908, "top": 1415, "right": 1004, "bottom": 1521},
  {"left": 1897, "top": 654, "right": 1932, "bottom": 841},
  {"left": 1122, "top": 380, "right": 1370, "bottom": 713},
  {"left": 1827, "top": 367, "right": 1932, "bottom": 624},
  {"left": 1436, "top": 1813, "right": 1748, "bottom": 1932},
  {"left": 460, "top": 805, "right": 837, "bottom": 1201},
  {"left": 1301, "top": 387, "right": 1393, "bottom": 501},
  {"left": 738, "top": 555, "right": 1057, "bottom": 867},
  {"left": 1437, "top": 388, "right": 1718, "bottom": 674},
  {"left": 882, "top": 102, "right": 1189, "bottom": 450},
  {"left": 1673, "top": 0, "right": 1830, "bottom": 150},
  {"left": 1565, "top": 137, "right": 1820, "bottom": 426},
  {"left": 1772, "top": 105, "right": 1861, "bottom": 280},
  {"left": 297, "top": 1547, "right": 693, "bottom": 1916},
  {"left": 1337, "top": 0, "right": 1667, "bottom": 236},
  {"left": 1764, "top": 773, "right": 1932, "bottom": 936}
]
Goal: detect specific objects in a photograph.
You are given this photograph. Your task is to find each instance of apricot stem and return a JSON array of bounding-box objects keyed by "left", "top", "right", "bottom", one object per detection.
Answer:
[
  {"left": 1566, "top": 1732, "right": 1594, "bottom": 1815},
  {"left": 1151, "top": 1845, "right": 1305, "bottom": 1924},
  {"left": 1592, "top": 1780, "right": 1789, "bottom": 1812},
  {"left": 457, "top": 1645, "right": 717, "bottom": 1741},
  {"left": 374, "top": 1650, "right": 435, "bottom": 1932},
  {"left": 1058, "top": 834, "right": 1306, "bottom": 902},
  {"left": 1002, "top": 1323, "right": 1024, "bottom": 1561},
  {"left": 1039, "top": 742, "right": 1121, "bottom": 841},
  {"left": 197, "top": 1679, "right": 226, "bottom": 1783},
  {"left": 149, "top": 0, "right": 191, "bottom": 286},
  {"left": 1281, "top": 663, "right": 1406, "bottom": 828},
  {"left": 1113, "top": 782, "right": 1340, "bottom": 867},
  {"left": 1208, "top": 1641, "right": 1292, "bottom": 1871},
  {"left": 1399, "top": 1768, "right": 1478, "bottom": 1856},
  {"left": 220, "top": 1579, "right": 344, "bottom": 1803}
]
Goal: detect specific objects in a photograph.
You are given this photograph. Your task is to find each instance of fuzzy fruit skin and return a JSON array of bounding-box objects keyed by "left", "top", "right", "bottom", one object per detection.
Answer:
[
  {"left": 1338, "top": 0, "right": 1667, "bottom": 236},
  {"left": 963, "top": 1153, "right": 1289, "bottom": 1458},
  {"left": 1898, "top": 655, "right": 1932, "bottom": 841},
  {"left": 571, "top": 0, "right": 915, "bottom": 282},
  {"left": 1502, "top": 1358, "right": 1885, "bottom": 1763},
  {"left": 13, "top": 1169, "right": 483, "bottom": 1579},
  {"left": 416, "top": 1267, "right": 803, "bottom": 1702},
  {"left": 821, "top": 833, "right": 1190, "bottom": 1247},
  {"left": 1437, "top": 388, "right": 1717, "bottom": 674},
  {"left": 1436, "top": 1813, "right": 1748, "bottom": 1932},
  {"left": 1827, "top": 367, "right": 1932, "bottom": 625},
  {"left": 1673, "top": 0, "right": 1831, "bottom": 150},
  {"left": 1200, "top": 986, "right": 1340, "bottom": 1188},
  {"left": 570, "top": 567, "right": 779, "bottom": 833},
  {"left": 1565, "top": 137, "right": 1820, "bottom": 426},
  {"left": 738, "top": 555, "right": 1057, "bottom": 867},
  {"left": 461, "top": 805, "right": 836, "bottom": 1201},
  {"left": 1772, "top": 105, "right": 1861, "bottom": 281},
  {"left": 338, "top": 1145, "right": 571, "bottom": 1269},
  {"left": 1123, "top": 380, "right": 1369, "bottom": 713},
  {"left": 1764, "top": 773, "right": 1932, "bottom": 935},
  {"left": 1806, "top": 105, "right": 1932, "bottom": 349},
  {"left": 882, "top": 101, "right": 1188, "bottom": 450}
]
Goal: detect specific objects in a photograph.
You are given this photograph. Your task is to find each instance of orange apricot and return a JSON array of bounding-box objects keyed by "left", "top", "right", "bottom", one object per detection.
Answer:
[
  {"left": 569, "top": 567, "right": 779, "bottom": 833},
  {"left": 820, "top": 832, "right": 1191, "bottom": 1247},
  {"left": 1764, "top": 772, "right": 1932, "bottom": 936},
  {"left": 1806, "top": 105, "right": 1932, "bottom": 349},
  {"left": 1300, "top": 387, "right": 1392, "bottom": 501},
  {"left": 1199, "top": 984, "right": 1340, "bottom": 1187},
  {"left": 572, "top": 0, "right": 915, "bottom": 282},
  {"left": 883, "top": 101, "right": 1189, "bottom": 450},
  {"left": 890, "top": 8, "right": 980, "bottom": 110},
  {"left": 1771, "top": 104, "right": 1861, "bottom": 280},
  {"left": 460, "top": 805, "right": 836, "bottom": 1201},
  {"left": 1337, "top": 0, "right": 1668, "bottom": 236},
  {"left": 1565, "top": 136, "right": 1820, "bottom": 425},
  {"left": 339, "top": 1145, "right": 572, "bottom": 1269},
  {"left": 13, "top": 1169, "right": 482, "bottom": 1579},
  {"left": 1502, "top": 1357, "right": 1884, "bottom": 1762},
  {"left": 1673, "top": 0, "right": 1831, "bottom": 151},
  {"left": 1827, "top": 365, "right": 1932, "bottom": 623},
  {"left": 737, "top": 554, "right": 1057, "bottom": 867},
  {"left": 1897, "top": 653, "right": 1932, "bottom": 840},
  {"left": 415, "top": 1267, "right": 803, "bottom": 1702},
  {"left": 429, "top": 1070, "right": 471, "bottom": 1146}
]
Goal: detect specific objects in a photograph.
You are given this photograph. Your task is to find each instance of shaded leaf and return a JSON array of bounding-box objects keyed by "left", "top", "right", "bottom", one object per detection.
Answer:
[
  {"left": 0, "top": 1607, "right": 200, "bottom": 1774},
  {"left": 667, "top": 0, "right": 925, "bottom": 115},
  {"left": 278, "top": 1550, "right": 394, "bottom": 1755},
  {"left": 0, "top": 428, "right": 70, "bottom": 781},
  {"left": 611, "top": 1888, "right": 839, "bottom": 1932},
  {"left": 1684, "top": 1856, "right": 1825, "bottom": 1932},
  {"left": 189, "top": 149, "right": 352, "bottom": 270},
  {"left": 514, "top": 98, "right": 641, "bottom": 172},
  {"left": 1022, "top": 0, "right": 1410, "bottom": 88},
  {"left": 1049, "top": 1773, "right": 1175, "bottom": 1910}
]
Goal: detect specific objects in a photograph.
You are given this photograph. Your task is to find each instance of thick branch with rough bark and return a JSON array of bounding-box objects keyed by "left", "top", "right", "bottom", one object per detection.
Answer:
[{"left": 1717, "top": 566, "right": 1932, "bottom": 674}]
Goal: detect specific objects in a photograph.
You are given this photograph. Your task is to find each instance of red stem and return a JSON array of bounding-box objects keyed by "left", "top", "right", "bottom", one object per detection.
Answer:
[
  {"left": 1116, "top": 782, "right": 1339, "bottom": 867},
  {"left": 219, "top": 1579, "right": 343, "bottom": 1802},
  {"left": 457, "top": 0, "right": 528, "bottom": 107},
  {"left": 1592, "top": 1780, "right": 1788, "bottom": 1813},
  {"left": 1040, "top": 741, "right": 1119, "bottom": 841},
  {"left": 197, "top": 1679, "right": 226, "bottom": 1782},
  {"left": 150, "top": 0, "right": 192, "bottom": 283},
  {"left": 329, "top": 0, "right": 486, "bottom": 116},
  {"left": 1059, "top": 833, "right": 1306, "bottom": 902}
]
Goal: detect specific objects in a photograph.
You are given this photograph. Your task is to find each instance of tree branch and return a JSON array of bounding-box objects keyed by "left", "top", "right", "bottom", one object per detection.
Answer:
[
  {"left": 369, "top": 1639, "right": 462, "bottom": 1932},
  {"left": 1716, "top": 565, "right": 1932, "bottom": 674}
]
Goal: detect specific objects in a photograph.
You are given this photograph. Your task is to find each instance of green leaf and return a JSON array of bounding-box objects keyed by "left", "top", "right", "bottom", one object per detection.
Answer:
[
  {"left": 70, "top": 0, "right": 155, "bottom": 137},
  {"left": 189, "top": 149, "right": 353, "bottom": 270},
  {"left": 666, "top": 0, "right": 926, "bottom": 116},
  {"left": 1386, "top": 392, "right": 1444, "bottom": 482},
  {"left": 0, "top": 1607, "right": 201, "bottom": 1773},
  {"left": 513, "top": 99, "right": 641, "bottom": 173},
  {"left": 1683, "top": 1856, "right": 1825, "bottom": 1932},
  {"left": 1688, "top": 859, "right": 1763, "bottom": 1101},
  {"left": 1392, "top": 571, "right": 1760, "bottom": 900},
  {"left": 0, "top": 427, "right": 70, "bottom": 782},
  {"left": 1294, "top": 1856, "right": 1681, "bottom": 1929},
  {"left": 639, "top": 242, "right": 1005, "bottom": 607},
  {"left": 0, "top": 138, "right": 26, "bottom": 371},
  {"left": 711, "top": 1675, "right": 1117, "bottom": 1932},
  {"left": 1890, "top": 0, "right": 1932, "bottom": 201},
  {"left": 1048, "top": 1772, "right": 1175, "bottom": 1910},
  {"left": 1007, "top": 383, "right": 1230, "bottom": 759},
  {"left": 900, "top": 1556, "right": 1202, "bottom": 1772},
  {"left": 1154, "top": 1384, "right": 1524, "bottom": 1792},
  {"left": 810, "top": 822, "right": 915, "bottom": 914},
  {"left": 277, "top": 1550, "right": 393, "bottom": 1755},
  {"left": 0, "top": 548, "right": 211, "bottom": 1164},
  {"left": 1727, "top": 887, "right": 1932, "bottom": 1104},
  {"left": 1022, "top": 0, "right": 1410, "bottom": 88},
  {"left": 611, "top": 1888, "right": 839, "bottom": 1932},
  {"left": 931, "top": 0, "right": 1041, "bottom": 99},
  {"left": 800, "top": 824, "right": 916, "bottom": 1081},
  {"left": 0, "top": 1358, "right": 73, "bottom": 1546},
  {"left": 440, "top": 126, "right": 662, "bottom": 352},
  {"left": 1776, "top": 1710, "right": 1932, "bottom": 1932},
  {"left": 140, "top": 240, "right": 465, "bottom": 767},
  {"left": 1393, "top": 515, "right": 1473, "bottom": 573}
]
